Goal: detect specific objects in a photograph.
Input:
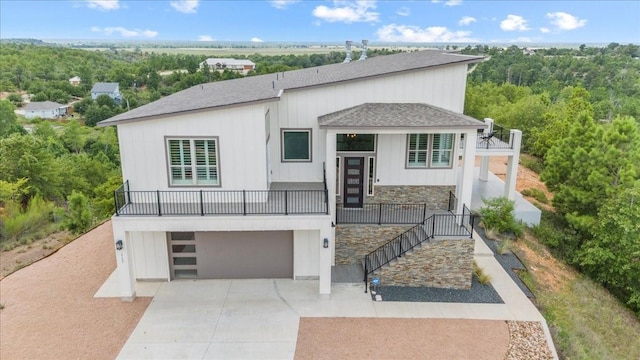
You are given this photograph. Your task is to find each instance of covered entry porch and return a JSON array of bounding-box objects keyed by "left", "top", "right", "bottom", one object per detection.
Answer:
[{"left": 318, "top": 103, "right": 487, "bottom": 220}]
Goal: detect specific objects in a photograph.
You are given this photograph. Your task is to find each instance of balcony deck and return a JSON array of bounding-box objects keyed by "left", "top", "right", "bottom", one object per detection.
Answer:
[{"left": 115, "top": 182, "right": 328, "bottom": 217}]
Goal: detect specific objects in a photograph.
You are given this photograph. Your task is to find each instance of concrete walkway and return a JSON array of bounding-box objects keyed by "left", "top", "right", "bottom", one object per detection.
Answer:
[{"left": 101, "top": 234, "right": 557, "bottom": 359}]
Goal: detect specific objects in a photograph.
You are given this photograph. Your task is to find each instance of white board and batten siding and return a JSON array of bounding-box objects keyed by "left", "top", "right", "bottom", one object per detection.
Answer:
[
  {"left": 129, "top": 231, "right": 170, "bottom": 280},
  {"left": 117, "top": 103, "right": 268, "bottom": 191},
  {"left": 293, "top": 230, "right": 321, "bottom": 279},
  {"left": 269, "top": 64, "right": 469, "bottom": 183}
]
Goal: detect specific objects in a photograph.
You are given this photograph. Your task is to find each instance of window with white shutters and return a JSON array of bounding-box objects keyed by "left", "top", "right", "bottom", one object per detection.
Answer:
[
  {"left": 167, "top": 138, "right": 219, "bottom": 186},
  {"left": 406, "top": 133, "right": 454, "bottom": 168},
  {"left": 431, "top": 134, "right": 453, "bottom": 167},
  {"left": 407, "top": 134, "right": 429, "bottom": 167}
]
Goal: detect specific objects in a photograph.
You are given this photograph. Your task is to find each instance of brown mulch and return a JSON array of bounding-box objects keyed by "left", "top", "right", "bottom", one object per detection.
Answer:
[
  {"left": 0, "top": 221, "right": 151, "bottom": 360},
  {"left": 295, "top": 317, "right": 510, "bottom": 360}
]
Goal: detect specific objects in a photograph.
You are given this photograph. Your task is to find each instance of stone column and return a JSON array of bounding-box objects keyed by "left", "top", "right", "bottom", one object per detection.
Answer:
[{"left": 504, "top": 129, "right": 522, "bottom": 200}]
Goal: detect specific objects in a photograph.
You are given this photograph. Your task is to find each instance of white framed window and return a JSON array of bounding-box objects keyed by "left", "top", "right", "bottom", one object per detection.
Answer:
[
  {"left": 406, "top": 133, "right": 454, "bottom": 168},
  {"left": 367, "top": 156, "right": 375, "bottom": 196},
  {"left": 407, "top": 134, "right": 429, "bottom": 167},
  {"left": 281, "top": 129, "right": 311, "bottom": 162},
  {"left": 167, "top": 138, "right": 219, "bottom": 186},
  {"left": 336, "top": 156, "right": 341, "bottom": 196},
  {"left": 431, "top": 134, "right": 454, "bottom": 167}
]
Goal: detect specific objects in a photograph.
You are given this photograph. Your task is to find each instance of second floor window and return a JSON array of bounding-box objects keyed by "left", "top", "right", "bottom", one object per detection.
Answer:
[
  {"left": 167, "top": 138, "right": 219, "bottom": 186},
  {"left": 281, "top": 129, "right": 311, "bottom": 162}
]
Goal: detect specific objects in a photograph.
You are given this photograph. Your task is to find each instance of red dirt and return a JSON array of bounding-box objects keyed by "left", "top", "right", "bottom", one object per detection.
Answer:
[{"left": 0, "top": 221, "right": 151, "bottom": 360}]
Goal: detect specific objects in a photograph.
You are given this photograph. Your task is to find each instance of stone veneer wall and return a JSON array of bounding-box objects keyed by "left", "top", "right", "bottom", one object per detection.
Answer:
[
  {"left": 335, "top": 225, "right": 413, "bottom": 265},
  {"left": 363, "top": 185, "right": 455, "bottom": 209},
  {"left": 371, "top": 238, "right": 474, "bottom": 290}
]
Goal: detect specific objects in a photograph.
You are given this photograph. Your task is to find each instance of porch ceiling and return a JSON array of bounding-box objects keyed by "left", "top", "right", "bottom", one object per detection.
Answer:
[{"left": 318, "top": 103, "right": 486, "bottom": 130}]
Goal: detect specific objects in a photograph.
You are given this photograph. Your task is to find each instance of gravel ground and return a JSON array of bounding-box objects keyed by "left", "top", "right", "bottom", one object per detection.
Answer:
[
  {"left": 295, "top": 318, "right": 510, "bottom": 360},
  {"left": 505, "top": 321, "right": 554, "bottom": 360},
  {"left": 371, "top": 276, "right": 504, "bottom": 303},
  {"left": 0, "top": 221, "right": 151, "bottom": 360},
  {"left": 476, "top": 227, "right": 534, "bottom": 298}
]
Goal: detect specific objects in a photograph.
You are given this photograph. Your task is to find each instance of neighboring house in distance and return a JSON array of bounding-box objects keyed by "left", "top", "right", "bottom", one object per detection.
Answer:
[
  {"left": 24, "top": 101, "right": 68, "bottom": 119},
  {"left": 200, "top": 58, "right": 256, "bottom": 75},
  {"left": 91, "top": 82, "right": 121, "bottom": 104},
  {"left": 69, "top": 76, "right": 81, "bottom": 86},
  {"left": 99, "top": 46, "right": 525, "bottom": 301}
]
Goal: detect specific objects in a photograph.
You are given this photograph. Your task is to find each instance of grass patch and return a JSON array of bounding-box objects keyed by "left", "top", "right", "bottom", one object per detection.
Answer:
[
  {"left": 521, "top": 188, "right": 549, "bottom": 204},
  {"left": 517, "top": 234, "right": 640, "bottom": 359},
  {"left": 473, "top": 261, "right": 492, "bottom": 285},
  {"left": 496, "top": 239, "right": 514, "bottom": 255},
  {"left": 520, "top": 154, "right": 544, "bottom": 173}
]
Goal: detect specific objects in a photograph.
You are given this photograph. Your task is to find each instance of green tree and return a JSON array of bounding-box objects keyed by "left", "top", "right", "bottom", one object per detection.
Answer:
[
  {"left": 61, "top": 119, "right": 87, "bottom": 153},
  {"left": 64, "top": 190, "right": 92, "bottom": 234},
  {"left": 0, "top": 133, "right": 63, "bottom": 201},
  {"left": 542, "top": 115, "right": 640, "bottom": 233},
  {"left": 0, "top": 100, "right": 24, "bottom": 138},
  {"left": 579, "top": 181, "right": 640, "bottom": 314}
]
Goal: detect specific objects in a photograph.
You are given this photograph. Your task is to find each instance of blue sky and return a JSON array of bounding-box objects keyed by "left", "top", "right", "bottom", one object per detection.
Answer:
[{"left": 1, "top": 1, "right": 639, "bottom": 44}]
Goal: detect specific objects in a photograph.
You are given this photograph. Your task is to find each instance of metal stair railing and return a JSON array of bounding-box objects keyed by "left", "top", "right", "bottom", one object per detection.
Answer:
[{"left": 362, "top": 212, "right": 475, "bottom": 293}]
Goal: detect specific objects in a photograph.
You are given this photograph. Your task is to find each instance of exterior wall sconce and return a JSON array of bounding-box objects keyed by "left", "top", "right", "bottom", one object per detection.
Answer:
[
  {"left": 323, "top": 238, "right": 329, "bottom": 248},
  {"left": 347, "top": 134, "right": 357, "bottom": 139},
  {"left": 115, "top": 240, "right": 124, "bottom": 251}
]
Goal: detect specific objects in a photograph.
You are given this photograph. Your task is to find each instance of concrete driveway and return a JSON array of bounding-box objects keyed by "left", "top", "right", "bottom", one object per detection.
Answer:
[
  {"left": 117, "top": 280, "right": 374, "bottom": 359},
  {"left": 115, "top": 237, "right": 557, "bottom": 359}
]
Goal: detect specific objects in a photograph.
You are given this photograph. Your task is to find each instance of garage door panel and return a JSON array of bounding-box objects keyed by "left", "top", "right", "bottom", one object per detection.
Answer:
[{"left": 195, "top": 231, "right": 293, "bottom": 279}]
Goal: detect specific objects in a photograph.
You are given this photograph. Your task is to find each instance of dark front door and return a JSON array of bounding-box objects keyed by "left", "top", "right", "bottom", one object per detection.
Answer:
[{"left": 343, "top": 157, "right": 364, "bottom": 208}]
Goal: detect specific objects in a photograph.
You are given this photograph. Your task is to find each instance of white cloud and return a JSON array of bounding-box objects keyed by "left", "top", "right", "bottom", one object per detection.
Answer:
[
  {"left": 270, "top": 0, "right": 300, "bottom": 9},
  {"left": 546, "top": 12, "right": 587, "bottom": 30},
  {"left": 251, "top": 37, "right": 264, "bottom": 43},
  {"left": 512, "top": 37, "right": 532, "bottom": 43},
  {"left": 540, "top": 27, "right": 550, "bottom": 33},
  {"left": 500, "top": 15, "right": 530, "bottom": 31},
  {"left": 459, "top": 16, "right": 476, "bottom": 26},
  {"left": 312, "top": 1, "right": 379, "bottom": 24},
  {"left": 376, "top": 24, "right": 477, "bottom": 42},
  {"left": 91, "top": 26, "right": 158, "bottom": 38},
  {"left": 198, "top": 35, "right": 215, "bottom": 41},
  {"left": 85, "top": 0, "right": 119, "bottom": 11},
  {"left": 170, "top": 0, "right": 199, "bottom": 14},
  {"left": 431, "top": 0, "right": 462, "bottom": 6},
  {"left": 396, "top": 6, "right": 410, "bottom": 16}
]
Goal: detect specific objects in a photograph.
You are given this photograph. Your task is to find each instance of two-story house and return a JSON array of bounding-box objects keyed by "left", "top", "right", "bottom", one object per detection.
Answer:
[
  {"left": 99, "top": 48, "right": 524, "bottom": 301},
  {"left": 91, "top": 82, "right": 122, "bottom": 104}
]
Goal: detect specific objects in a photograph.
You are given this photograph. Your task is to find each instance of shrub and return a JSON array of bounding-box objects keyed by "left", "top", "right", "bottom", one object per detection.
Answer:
[
  {"left": 473, "top": 261, "right": 492, "bottom": 284},
  {"left": 520, "top": 155, "right": 544, "bottom": 173},
  {"left": 479, "top": 197, "right": 524, "bottom": 238},
  {"left": 521, "top": 188, "right": 549, "bottom": 204},
  {"left": 64, "top": 190, "right": 93, "bottom": 234}
]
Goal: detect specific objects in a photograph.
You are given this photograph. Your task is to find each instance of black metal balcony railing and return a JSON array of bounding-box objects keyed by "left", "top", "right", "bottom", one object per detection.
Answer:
[
  {"left": 336, "top": 203, "right": 438, "bottom": 225},
  {"left": 476, "top": 123, "right": 512, "bottom": 150},
  {"left": 114, "top": 181, "right": 329, "bottom": 216}
]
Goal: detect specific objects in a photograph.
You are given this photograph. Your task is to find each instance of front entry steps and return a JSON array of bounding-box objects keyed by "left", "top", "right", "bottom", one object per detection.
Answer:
[{"left": 332, "top": 264, "right": 365, "bottom": 283}]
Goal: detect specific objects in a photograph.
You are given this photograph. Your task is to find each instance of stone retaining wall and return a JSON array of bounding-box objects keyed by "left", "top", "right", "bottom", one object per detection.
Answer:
[
  {"left": 335, "top": 225, "right": 413, "bottom": 265},
  {"left": 364, "top": 185, "right": 455, "bottom": 209},
  {"left": 371, "top": 238, "right": 474, "bottom": 290}
]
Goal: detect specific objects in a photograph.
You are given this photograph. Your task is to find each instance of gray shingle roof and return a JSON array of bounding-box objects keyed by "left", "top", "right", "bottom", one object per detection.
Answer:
[
  {"left": 318, "top": 103, "right": 485, "bottom": 129},
  {"left": 24, "top": 101, "right": 66, "bottom": 111},
  {"left": 98, "top": 50, "right": 482, "bottom": 126},
  {"left": 91, "top": 82, "right": 119, "bottom": 93}
]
